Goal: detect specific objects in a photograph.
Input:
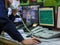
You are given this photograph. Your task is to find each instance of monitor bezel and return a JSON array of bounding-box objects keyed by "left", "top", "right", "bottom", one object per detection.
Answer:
[
  {"left": 56, "top": 6, "right": 60, "bottom": 29},
  {"left": 39, "top": 6, "right": 55, "bottom": 29},
  {"left": 22, "top": 4, "right": 42, "bottom": 25},
  {"left": 20, "top": 0, "right": 43, "bottom": 6}
]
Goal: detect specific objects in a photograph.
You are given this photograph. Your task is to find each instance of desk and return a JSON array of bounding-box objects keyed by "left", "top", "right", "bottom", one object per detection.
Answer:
[
  {"left": 0, "top": 36, "right": 22, "bottom": 45},
  {"left": 1, "top": 36, "right": 60, "bottom": 45},
  {"left": 36, "top": 38, "right": 60, "bottom": 45},
  {"left": 1, "top": 31, "right": 60, "bottom": 45}
]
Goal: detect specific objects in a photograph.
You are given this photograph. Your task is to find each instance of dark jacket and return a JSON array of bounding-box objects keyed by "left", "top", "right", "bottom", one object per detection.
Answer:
[
  {"left": 0, "top": 0, "right": 24, "bottom": 42},
  {"left": 0, "top": 0, "right": 8, "bottom": 16}
]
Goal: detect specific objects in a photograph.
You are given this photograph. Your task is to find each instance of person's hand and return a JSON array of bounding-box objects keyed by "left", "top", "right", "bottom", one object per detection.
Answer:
[{"left": 21, "top": 37, "right": 40, "bottom": 45}]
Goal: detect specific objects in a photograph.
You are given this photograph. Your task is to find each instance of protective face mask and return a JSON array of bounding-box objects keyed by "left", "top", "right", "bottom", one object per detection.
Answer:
[{"left": 10, "top": 0, "right": 20, "bottom": 9}]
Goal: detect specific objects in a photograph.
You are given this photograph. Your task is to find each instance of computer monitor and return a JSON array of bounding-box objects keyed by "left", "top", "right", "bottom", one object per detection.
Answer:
[
  {"left": 20, "top": 0, "right": 29, "bottom": 6},
  {"left": 20, "top": 0, "right": 43, "bottom": 6},
  {"left": 22, "top": 4, "right": 40, "bottom": 25},
  {"left": 57, "top": 6, "right": 60, "bottom": 29},
  {"left": 29, "top": 0, "right": 37, "bottom": 4},
  {"left": 39, "top": 7, "right": 55, "bottom": 27},
  {"left": 29, "top": 0, "right": 43, "bottom": 5}
]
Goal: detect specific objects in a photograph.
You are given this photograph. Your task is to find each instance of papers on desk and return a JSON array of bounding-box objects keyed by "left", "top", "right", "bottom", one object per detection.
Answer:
[
  {"left": 18, "top": 29, "right": 31, "bottom": 39},
  {"left": 14, "top": 18, "right": 22, "bottom": 22},
  {"left": 4, "top": 29, "right": 30, "bottom": 39},
  {"left": 37, "top": 38, "right": 60, "bottom": 45}
]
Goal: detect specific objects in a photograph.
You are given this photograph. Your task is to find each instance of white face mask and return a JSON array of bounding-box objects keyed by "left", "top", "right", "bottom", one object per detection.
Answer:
[{"left": 10, "top": 0, "right": 20, "bottom": 9}]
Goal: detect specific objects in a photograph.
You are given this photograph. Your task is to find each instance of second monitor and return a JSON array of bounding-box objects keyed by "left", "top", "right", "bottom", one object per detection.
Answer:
[{"left": 22, "top": 5, "right": 40, "bottom": 25}]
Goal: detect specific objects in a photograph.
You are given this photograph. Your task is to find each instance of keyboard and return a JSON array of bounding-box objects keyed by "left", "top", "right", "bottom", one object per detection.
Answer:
[{"left": 30, "top": 26, "right": 60, "bottom": 39}]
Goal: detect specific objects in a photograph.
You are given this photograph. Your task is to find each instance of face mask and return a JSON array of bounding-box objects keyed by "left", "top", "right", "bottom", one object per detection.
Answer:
[{"left": 10, "top": 0, "right": 20, "bottom": 9}]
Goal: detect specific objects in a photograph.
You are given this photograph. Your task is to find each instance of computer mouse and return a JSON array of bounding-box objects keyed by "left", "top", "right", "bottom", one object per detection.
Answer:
[{"left": 34, "top": 39, "right": 41, "bottom": 43}]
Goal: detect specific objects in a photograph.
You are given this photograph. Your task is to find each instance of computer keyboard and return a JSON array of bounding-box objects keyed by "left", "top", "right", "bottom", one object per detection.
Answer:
[{"left": 30, "top": 26, "right": 60, "bottom": 39}]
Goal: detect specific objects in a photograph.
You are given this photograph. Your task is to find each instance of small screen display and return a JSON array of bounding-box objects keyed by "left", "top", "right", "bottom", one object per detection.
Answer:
[{"left": 22, "top": 5, "right": 40, "bottom": 24}]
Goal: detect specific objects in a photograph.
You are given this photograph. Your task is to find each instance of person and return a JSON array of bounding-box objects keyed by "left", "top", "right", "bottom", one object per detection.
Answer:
[
  {"left": 0, "top": 0, "right": 40, "bottom": 45},
  {"left": 8, "top": 7, "right": 12, "bottom": 17},
  {"left": 8, "top": 9, "right": 19, "bottom": 22},
  {"left": 9, "top": 9, "right": 22, "bottom": 26}
]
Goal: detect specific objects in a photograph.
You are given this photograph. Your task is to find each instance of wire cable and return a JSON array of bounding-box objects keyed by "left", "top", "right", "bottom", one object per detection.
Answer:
[{"left": 19, "top": 15, "right": 31, "bottom": 33}]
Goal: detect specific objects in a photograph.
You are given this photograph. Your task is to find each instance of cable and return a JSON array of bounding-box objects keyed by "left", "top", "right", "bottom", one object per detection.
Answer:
[{"left": 19, "top": 15, "right": 31, "bottom": 33}]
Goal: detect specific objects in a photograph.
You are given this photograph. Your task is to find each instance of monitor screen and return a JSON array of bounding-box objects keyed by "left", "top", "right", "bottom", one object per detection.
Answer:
[
  {"left": 20, "top": 0, "right": 29, "bottom": 6},
  {"left": 22, "top": 5, "right": 40, "bottom": 24},
  {"left": 20, "top": 0, "right": 43, "bottom": 6},
  {"left": 39, "top": 7, "right": 55, "bottom": 27}
]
